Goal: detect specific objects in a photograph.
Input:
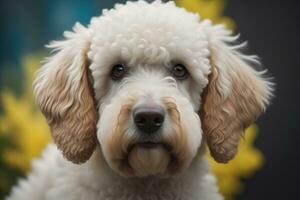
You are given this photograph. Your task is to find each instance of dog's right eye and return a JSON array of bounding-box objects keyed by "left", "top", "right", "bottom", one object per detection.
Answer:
[
  {"left": 111, "top": 64, "right": 127, "bottom": 80},
  {"left": 171, "top": 64, "right": 189, "bottom": 80}
]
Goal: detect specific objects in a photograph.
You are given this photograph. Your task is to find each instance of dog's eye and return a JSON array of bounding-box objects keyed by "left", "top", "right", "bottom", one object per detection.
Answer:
[
  {"left": 171, "top": 64, "right": 188, "bottom": 80},
  {"left": 111, "top": 64, "right": 126, "bottom": 80}
]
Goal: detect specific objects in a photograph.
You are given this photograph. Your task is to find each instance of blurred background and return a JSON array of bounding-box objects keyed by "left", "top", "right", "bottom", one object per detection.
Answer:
[{"left": 0, "top": 0, "right": 299, "bottom": 200}]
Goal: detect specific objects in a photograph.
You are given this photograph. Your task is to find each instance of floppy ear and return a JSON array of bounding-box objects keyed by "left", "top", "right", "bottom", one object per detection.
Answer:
[
  {"left": 201, "top": 23, "right": 273, "bottom": 163},
  {"left": 33, "top": 23, "right": 98, "bottom": 164}
]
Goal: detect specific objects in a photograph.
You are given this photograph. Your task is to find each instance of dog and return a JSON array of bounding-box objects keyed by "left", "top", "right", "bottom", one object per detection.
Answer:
[{"left": 7, "top": 1, "right": 273, "bottom": 199}]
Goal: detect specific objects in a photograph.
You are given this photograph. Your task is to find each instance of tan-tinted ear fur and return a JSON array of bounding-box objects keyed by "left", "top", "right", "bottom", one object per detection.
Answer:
[
  {"left": 201, "top": 24, "right": 273, "bottom": 163},
  {"left": 33, "top": 23, "right": 98, "bottom": 164}
]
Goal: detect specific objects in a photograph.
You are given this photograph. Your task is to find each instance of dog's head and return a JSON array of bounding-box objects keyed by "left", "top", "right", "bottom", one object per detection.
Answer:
[{"left": 33, "top": 1, "right": 273, "bottom": 177}]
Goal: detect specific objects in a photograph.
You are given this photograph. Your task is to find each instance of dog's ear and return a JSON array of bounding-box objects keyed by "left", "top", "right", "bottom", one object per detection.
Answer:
[
  {"left": 200, "top": 22, "right": 273, "bottom": 163},
  {"left": 33, "top": 23, "right": 98, "bottom": 164}
]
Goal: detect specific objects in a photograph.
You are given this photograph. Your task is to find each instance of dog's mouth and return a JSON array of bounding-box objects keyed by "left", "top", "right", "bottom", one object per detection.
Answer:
[
  {"left": 128, "top": 142, "right": 172, "bottom": 152},
  {"left": 137, "top": 142, "right": 160, "bottom": 148}
]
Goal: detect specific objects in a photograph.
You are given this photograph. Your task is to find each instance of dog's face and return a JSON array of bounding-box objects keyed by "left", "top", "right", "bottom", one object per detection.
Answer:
[{"left": 34, "top": 1, "right": 273, "bottom": 177}]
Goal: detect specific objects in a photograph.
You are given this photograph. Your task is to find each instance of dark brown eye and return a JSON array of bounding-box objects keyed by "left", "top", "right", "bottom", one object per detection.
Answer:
[
  {"left": 172, "top": 64, "right": 188, "bottom": 80},
  {"left": 111, "top": 64, "right": 126, "bottom": 80}
]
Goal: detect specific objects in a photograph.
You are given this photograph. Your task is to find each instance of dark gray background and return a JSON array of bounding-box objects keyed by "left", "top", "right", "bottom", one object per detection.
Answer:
[{"left": 225, "top": 1, "right": 300, "bottom": 199}]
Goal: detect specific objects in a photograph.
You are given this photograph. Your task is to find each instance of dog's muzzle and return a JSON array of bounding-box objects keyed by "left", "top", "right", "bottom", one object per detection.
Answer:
[{"left": 100, "top": 95, "right": 194, "bottom": 177}]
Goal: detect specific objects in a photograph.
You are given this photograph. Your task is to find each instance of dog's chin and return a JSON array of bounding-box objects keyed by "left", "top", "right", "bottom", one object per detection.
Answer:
[
  {"left": 107, "top": 140, "right": 189, "bottom": 178},
  {"left": 127, "top": 143, "right": 171, "bottom": 177}
]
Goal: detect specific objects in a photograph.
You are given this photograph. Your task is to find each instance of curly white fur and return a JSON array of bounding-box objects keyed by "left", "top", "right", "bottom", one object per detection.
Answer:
[
  {"left": 7, "top": 144, "right": 222, "bottom": 200},
  {"left": 7, "top": 0, "right": 273, "bottom": 199}
]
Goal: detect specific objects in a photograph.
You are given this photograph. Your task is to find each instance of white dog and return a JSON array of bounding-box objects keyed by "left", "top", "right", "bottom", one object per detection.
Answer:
[{"left": 7, "top": 1, "right": 273, "bottom": 199}]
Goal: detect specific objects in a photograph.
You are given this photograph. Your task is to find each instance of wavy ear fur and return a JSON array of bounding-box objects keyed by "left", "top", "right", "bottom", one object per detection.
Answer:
[
  {"left": 201, "top": 22, "right": 273, "bottom": 163},
  {"left": 33, "top": 23, "right": 98, "bottom": 164}
]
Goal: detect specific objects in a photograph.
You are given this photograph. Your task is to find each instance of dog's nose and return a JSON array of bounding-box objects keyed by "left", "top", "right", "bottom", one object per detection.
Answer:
[{"left": 133, "top": 106, "right": 165, "bottom": 134}]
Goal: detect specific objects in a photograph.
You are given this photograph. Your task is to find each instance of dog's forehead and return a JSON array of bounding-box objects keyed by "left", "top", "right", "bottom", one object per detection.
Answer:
[
  {"left": 90, "top": 1, "right": 202, "bottom": 37},
  {"left": 88, "top": 1, "right": 210, "bottom": 73},
  {"left": 91, "top": 1, "right": 207, "bottom": 44}
]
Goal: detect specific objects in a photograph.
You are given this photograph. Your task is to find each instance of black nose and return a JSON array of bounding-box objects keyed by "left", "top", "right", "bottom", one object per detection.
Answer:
[{"left": 133, "top": 106, "right": 165, "bottom": 134}]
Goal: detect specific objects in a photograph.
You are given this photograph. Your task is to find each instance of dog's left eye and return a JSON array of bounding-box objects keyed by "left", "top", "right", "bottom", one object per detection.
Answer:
[
  {"left": 111, "top": 64, "right": 127, "bottom": 80},
  {"left": 171, "top": 64, "right": 189, "bottom": 80}
]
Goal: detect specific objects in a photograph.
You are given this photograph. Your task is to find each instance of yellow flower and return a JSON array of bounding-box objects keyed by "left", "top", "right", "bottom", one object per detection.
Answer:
[
  {"left": 209, "top": 125, "right": 263, "bottom": 199},
  {"left": 176, "top": 0, "right": 235, "bottom": 29},
  {"left": 0, "top": 55, "right": 51, "bottom": 172}
]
